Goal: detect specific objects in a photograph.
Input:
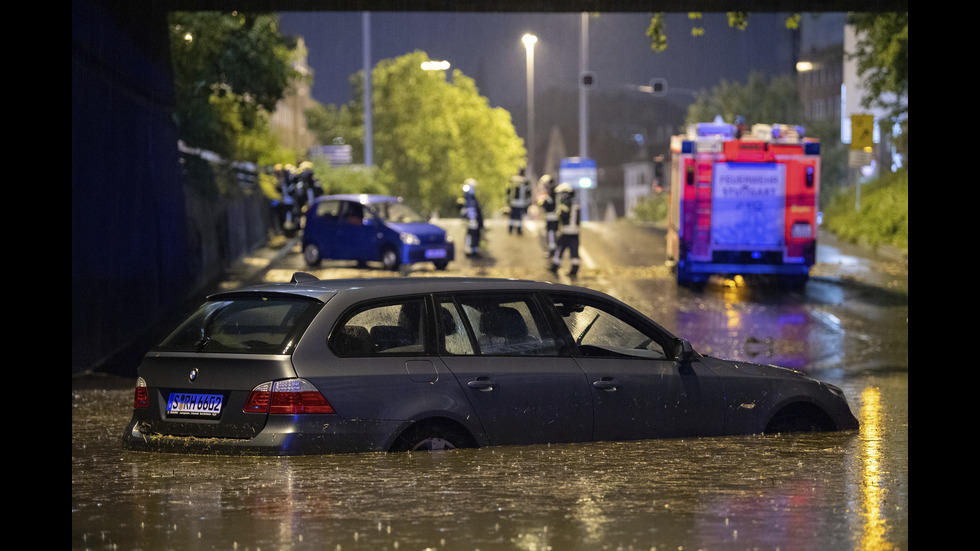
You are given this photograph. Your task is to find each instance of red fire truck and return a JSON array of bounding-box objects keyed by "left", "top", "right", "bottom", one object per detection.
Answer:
[{"left": 666, "top": 122, "right": 820, "bottom": 286}]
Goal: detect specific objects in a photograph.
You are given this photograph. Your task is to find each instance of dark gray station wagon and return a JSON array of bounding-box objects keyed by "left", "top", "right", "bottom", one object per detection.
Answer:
[{"left": 123, "top": 275, "right": 858, "bottom": 455}]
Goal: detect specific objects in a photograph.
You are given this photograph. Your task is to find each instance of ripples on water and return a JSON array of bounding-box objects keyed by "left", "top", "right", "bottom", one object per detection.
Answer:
[{"left": 73, "top": 376, "right": 906, "bottom": 551}]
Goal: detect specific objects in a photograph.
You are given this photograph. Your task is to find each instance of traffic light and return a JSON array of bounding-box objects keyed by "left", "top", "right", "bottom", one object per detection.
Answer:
[{"left": 650, "top": 78, "right": 667, "bottom": 97}]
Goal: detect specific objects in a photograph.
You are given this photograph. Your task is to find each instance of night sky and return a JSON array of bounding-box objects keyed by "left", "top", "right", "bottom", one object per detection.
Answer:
[{"left": 277, "top": 11, "right": 839, "bottom": 113}]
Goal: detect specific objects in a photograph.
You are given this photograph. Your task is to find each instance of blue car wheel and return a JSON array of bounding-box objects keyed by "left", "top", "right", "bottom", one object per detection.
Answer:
[
  {"left": 303, "top": 243, "right": 322, "bottom": 267},
  {"left": 381, "top": 245, "right": 400, "bottom": 271}
]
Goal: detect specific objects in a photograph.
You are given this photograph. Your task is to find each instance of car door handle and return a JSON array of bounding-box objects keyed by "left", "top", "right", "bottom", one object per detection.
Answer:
[
  {"left": 467, "top": 377, "right": 495, "bottom": 392},
  {"left": 592, "top": 378, "right": 618, "bottom": 391}
]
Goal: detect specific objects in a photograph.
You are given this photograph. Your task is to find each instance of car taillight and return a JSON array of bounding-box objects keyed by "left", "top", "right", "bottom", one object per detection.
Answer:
[
  {"left": 244, "top": 379, "right": 335, "bottom": 415},
  {"left": 133, "top": 377, "right": 149, "bottom": 409}
]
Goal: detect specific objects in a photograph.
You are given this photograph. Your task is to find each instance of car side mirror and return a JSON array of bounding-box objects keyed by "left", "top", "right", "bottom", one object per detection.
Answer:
[{"left": 671, "top": 338, "right": 695, "bottom": 362}]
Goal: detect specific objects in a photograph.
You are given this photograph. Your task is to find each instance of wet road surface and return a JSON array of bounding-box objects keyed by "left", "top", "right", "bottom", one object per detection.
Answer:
[{"left": 73, "top": 216, "right": 908, "bottom": 550}]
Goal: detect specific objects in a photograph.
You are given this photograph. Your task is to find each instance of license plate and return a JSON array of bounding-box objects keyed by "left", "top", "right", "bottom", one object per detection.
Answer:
[
  {"left": 425, "top": 248, "right": 447, "bottom": 259},
  {"left": 791, "top": 223, "right": 812, "bottom": 238},
  {"left": 167, "top": 392, "right": 224, "bottom": 418}
]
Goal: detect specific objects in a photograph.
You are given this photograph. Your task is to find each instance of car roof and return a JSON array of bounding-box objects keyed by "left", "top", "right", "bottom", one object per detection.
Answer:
[
  {"left": 316, "top": 194, "right": 401, "bottom": 205},
  {"left": 209, "top": 275, "right": 605, "bottom": 304}
]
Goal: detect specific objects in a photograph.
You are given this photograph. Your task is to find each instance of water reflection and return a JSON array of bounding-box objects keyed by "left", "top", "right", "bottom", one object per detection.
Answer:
[
  {"left": 74, "top": 374, "right": 907, "bottom": 551},
  {"left": 858, "top": 386, "right": 897, "bottom": 551},
  {"left": 673, "top": 279, "right": 845, "bottom": 372}
]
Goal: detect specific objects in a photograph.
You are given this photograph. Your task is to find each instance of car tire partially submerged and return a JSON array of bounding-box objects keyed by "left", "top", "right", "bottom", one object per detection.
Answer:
[{"left": 390, "top": 421, "right": 476, "bottom": 452}]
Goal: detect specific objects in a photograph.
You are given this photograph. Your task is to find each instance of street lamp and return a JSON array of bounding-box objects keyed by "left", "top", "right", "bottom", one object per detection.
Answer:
[
  {"left": 421, "top": 60, "right": 451, "bottom": 71},
  {"left": 522, "top": 33, "right": 537, "bottom": 180}
]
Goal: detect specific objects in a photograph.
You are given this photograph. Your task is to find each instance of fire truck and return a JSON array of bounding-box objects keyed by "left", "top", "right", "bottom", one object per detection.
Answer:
[{"left": 666, "top": 121, "right": 820, "bottom": 286}]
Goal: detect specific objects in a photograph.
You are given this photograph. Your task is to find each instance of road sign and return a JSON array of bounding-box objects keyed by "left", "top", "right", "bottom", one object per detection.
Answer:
[
  {"left": 851, "top": 114, "right": 874, "bottom": 151},
  {"left": 560, "top": 157, "right": 597, "bottom": 189}
]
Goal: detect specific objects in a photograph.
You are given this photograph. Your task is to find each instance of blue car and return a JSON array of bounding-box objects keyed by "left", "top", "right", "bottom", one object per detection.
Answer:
[{"left": 301, "top": 194, "right": 454, "bottom": 271}]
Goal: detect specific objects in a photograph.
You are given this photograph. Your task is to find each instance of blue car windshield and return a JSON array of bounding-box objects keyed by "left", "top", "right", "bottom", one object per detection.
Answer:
[{"left": 373, "top": 201, "right": 426, "bottom": 224}]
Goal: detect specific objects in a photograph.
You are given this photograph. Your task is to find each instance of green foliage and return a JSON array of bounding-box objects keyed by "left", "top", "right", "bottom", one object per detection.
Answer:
[
  {"left": 312, "top": 159, "right": 388, "bottom": 197},
  {"left": 630, "top": 192, "right": 670, "bottom": 223},
  {"left": 325, "top": 51, "right": 525, "bottom": 215},
  {"left": 727, "top": 12, "right": 748, "bottom": 31},
  {"left": 305, "top": 102, "right": 361, "bottom": 159},
  {"left": 646, "top": 14, "right": 668, "bottom": 52},
  {"left": 647, "top": 13, "right": 802, "bottom": 50},
  {"left": 169, "top": 12, "right": 300, "bottom": 162},
  {"left": 847, "top": 13, "right": 908, "bottom": 120},
  {"left": 686, "top": 71, "right": 802, "bottom": 127},
  {"left": 822, "top": 168, "right": 908, "bottom": 251}
]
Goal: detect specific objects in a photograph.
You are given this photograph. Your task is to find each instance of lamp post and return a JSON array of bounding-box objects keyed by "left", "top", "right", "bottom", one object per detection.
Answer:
[
  {"left": 362, "top": 12, "right": 373, "bottom": 166},
  {"left": 522, "top": 33, "right": 537, "bottom": 181}
]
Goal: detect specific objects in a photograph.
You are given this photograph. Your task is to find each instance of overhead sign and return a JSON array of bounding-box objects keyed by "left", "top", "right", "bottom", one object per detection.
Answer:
[
  {"left": 311, "top": 145, "right": 353, "bottom": 166},
  {"left": 560, "top": 157, "right": 597, "bottom": 189}
]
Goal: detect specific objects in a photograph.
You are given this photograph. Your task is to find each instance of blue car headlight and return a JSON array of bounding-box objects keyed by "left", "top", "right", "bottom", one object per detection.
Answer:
[{"left": 400, "top": 232, "right": 421, "bottom": 245}]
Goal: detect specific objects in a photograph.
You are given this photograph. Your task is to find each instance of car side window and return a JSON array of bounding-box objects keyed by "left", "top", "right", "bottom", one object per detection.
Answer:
[
  {"left": 548, "top": 294, "right": 666, "bottom": 360},
  {"left": 330, "top": 298, "right": 427, "bottom": 356},
  {"left": 454, "top": 295, "right": 558, "bottom": 356},
  {"left": 437, "top": 301, "right": 475, "bottom": 355},
  {"left": 341, "top": 201, "right": 366, "bottom": 225},
  {"left": 315, "top": 199, "right": 343, "bottom": 219}
]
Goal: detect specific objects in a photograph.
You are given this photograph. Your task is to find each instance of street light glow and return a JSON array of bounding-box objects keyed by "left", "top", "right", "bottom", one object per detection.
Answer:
[
  {"left": 522, "top": 33, "right": 537, "bottom": 179},
  {"left": 421, "top": 60, "right": 451, "bottom": 71}
]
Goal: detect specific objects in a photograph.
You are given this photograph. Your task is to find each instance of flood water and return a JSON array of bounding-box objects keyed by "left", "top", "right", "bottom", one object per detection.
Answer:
[
  {"left": 74, "top": 224, "right": 907, "bottom": 550},
  {"left": 72, "top": 368, "right": 906, "bottom": 551}
]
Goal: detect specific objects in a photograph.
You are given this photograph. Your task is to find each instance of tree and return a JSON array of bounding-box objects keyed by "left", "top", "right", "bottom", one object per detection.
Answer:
[
  {"left": 847, "top": 12, "right": 908, "bottom": 121},
  {"left": 306, "top": 102, "right": 360, "bottom": 155},
  {"left": 169, "top": 12, "right": 300, "bottom": 161},
  {"left": 311, "top": 51, "right": 526, "bottom": 215},
  {"left": 686, "top": 72, "right": 802, "bottom": 127},
  {"left": 848, "top": 12, "right": 908, "bottom": 164},
  {"left": 647, "top": 12, "right": 800, "bottom": 51}
]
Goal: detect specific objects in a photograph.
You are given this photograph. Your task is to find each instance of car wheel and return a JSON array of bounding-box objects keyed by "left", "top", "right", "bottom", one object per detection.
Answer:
[
  {"left": 765, "top": 404, "right": 833, "bottom": 434},
  {"left": 303, "top": 243, "right": 322, "bottom": 267},
  {"left": 381, "top": 246, "right": 400, "bottom": 271},
  {"left": 433, "top": 259, "right": 449, "bottom": 270},
  {"left": 391, "top": 422, "right": 473, "bottom": 452}
]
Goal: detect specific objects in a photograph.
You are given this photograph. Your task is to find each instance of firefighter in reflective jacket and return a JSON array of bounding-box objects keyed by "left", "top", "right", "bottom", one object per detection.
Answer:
[
  {"left": 537, "top": 174, "right": 557, "bottom": 254},
  {"left": 507, "top": 168, "right": 531, "bottom": 235},
  {"left": 460, "top": 178, "right": 484, "bottom": 257},
  {"left": 550, "top": 183, "right": 581, "bottom": 276}
]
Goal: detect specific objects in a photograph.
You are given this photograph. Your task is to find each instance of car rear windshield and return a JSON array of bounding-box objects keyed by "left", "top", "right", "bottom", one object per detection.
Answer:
[{"left": 155, "top": 296, "right": 322, "bottom": 354}]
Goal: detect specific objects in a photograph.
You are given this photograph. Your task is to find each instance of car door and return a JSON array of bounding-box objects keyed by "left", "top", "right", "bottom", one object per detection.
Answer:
[
  {"left": 435, "top": 293, "right": 593, "bottom": 446},
  {"left": 301, "top": 296, "right": 480, "bottom": 435},
  {"left": 544, "top": 292, "right": 725, "bottom": 440},
  {"left": 336, "top": 200, "right": 379, "bottom": 261},
  {"left": 306, "top": 198, "right": 344, "bottom": 258}
]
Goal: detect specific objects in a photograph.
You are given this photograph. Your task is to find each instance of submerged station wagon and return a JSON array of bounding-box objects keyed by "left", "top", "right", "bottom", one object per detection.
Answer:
[
  {"left": 123, "top": 276, "right": 858, "bottom": 455},
  {"left": 301, "top": 194, "right": 454, "bottom": 271}
]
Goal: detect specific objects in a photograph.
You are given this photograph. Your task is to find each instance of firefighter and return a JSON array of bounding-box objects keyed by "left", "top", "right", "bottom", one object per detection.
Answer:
[
  {"left": 296, "top": 160, "right": 322, "bottom": 209},
  {"left": 537, "top": 174, "right": 558, "bottom": 255},
  {"left": 271, "top": 164, "right": 290, "bottom": 230},
  {"left": 507, "top": 168, "right": 531, "bottom": 235},
  {"left": 550, "top": 182, "right": 581, "bottom": 276},
  {"left": 280, "top": 164, "right": 300, "bottom": 236},
  {"left": 460, "top": 178, "right": 484, "bottom": 257}
]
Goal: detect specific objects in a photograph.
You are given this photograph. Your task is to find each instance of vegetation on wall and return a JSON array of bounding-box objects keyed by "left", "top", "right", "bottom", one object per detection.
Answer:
[{"left": 822, "top": 168, "right": 907, "bottom": 252}]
